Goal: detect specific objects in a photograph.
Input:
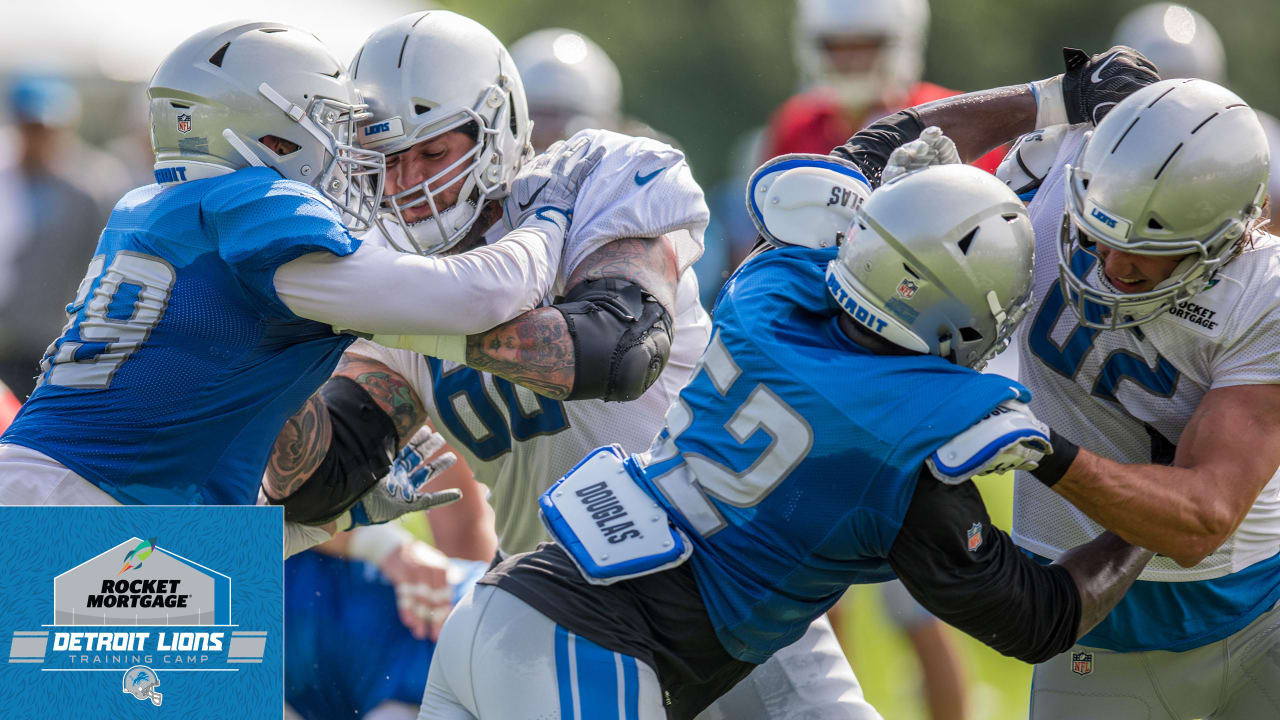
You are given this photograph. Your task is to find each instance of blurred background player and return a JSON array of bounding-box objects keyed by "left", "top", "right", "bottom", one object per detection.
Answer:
[
  {"left": 0, "top": 75, "right": 127, "bottom": 398},
  {"left": 509, "top": 28, "right": 623, "bottom": 154},
  {"left": 285, "top": 457, "right": 496, "bottom": 720},
  {"left": 1111, "top": 2, "right": 1280, "bottom": 200}
]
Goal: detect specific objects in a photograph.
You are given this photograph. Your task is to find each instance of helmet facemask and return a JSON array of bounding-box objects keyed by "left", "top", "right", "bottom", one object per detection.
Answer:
[
  {"left": 239, "top": 83, "right": 385, "bottom": 233},
  {"left": 1056, "top": 138, "right": 1260, "bottom": 331},
  {"left": 374, "top": 82, "right": 519, "bottom": 256}
]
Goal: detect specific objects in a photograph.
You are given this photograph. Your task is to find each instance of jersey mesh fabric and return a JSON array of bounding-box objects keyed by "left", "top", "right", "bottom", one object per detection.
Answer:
[
  {"left": 543, "top": 129, "right": 707, "bottom": 290},
  {"left": 1012, "top": 127, "right": 1280, "bottom": 582},
  {"left": 632, "top": 246, "right": 1029, "bottom": 664},
  {"left": 345, "top": 129, "right": 713, "bottom": 555},
  {"left": 1, "top": 168, "right": 359, "bottom": 504}
]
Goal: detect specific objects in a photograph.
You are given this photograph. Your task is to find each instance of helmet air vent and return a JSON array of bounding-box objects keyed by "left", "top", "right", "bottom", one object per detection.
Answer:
[
  {"left": 902, "top": 263, "right": 921, "bottom": 279},
  {"left": 1002, "top": 214, "right": 1020, "bottom": 223},
  {"left": 414, "top": 104, "right": 431, "bottom": 115},
  {"left": 1147, "top": 85, "right": 1178, "bottom": 108},
  {"left": 1147, "top": 217, "right": 1164, "bottom": 230},
  {"left": 958, "top": 327, "right": 983, "bottom": 342},
  {"left": 957, "top": 227, "right": 978, "bottom": 255},
  {"left": 259, "top": 28, "right": 286, "bottom": 34},
  {"left": 208, "top": 42, "right": 230, "bottom": 68},
  {"left": 1111, "top": 117, "right": 1140, "bottom": 153},
  {"left": 1191, "top": 112, "right": 1219, "bottom": 134},
  {"left": 1153, "top": 142, "right": 1184, "bottom": 180}
]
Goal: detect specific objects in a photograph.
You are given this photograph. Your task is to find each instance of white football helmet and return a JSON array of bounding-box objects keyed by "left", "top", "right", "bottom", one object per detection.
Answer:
[
  {"left": 1112, "top": 3, "right": 1226, "bottom": 84},
  {"left": 510, "top": 28, "right": 622, "bottom": 150},
  {"left": 351, "top": 11, "right": 533, "bottom": 255},
  {"left": 793, "top": 0, "right": 929, "bottom": 108},
  {"left": 1058, "top": 78, "right": 1268, "bottom": 330},
  {"left": 827, "top": 164, "right": 1035, "bottom": 369},
  {"left": 149, "top": 21, "right": 384, "bottom": 231}
]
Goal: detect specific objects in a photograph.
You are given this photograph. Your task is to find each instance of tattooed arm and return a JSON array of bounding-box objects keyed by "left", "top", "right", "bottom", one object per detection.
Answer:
[
  {"left": 462, "top": 234, "right": 680, "bottom": 400},
  {"left": 263, "top": 353, "right": 428, "bottom": 501}
]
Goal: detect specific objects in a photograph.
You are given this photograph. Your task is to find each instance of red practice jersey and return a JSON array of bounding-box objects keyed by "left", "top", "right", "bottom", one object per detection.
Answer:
[{"left": 765, "top": 82, "right": 1006, "bottom": 173}]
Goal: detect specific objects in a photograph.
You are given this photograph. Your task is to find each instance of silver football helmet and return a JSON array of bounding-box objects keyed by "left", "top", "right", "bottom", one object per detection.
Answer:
[
  {"left": 1112, "top": 3, "right": 1226, "bottom": 84},
  {"left": 1058, "top": 78, "right": 1268, "bottom": 330},
  {"left": 510, "top": 28, "right": 622, "bottom": 151},
  {"left": 149, "top": 21, "right": 384, "bottom": 231},
  {"left": 351, "top": 11, "right": 533, "bottom": 255},
  {"left": 826, "top": 164, "right": 1035, "bottom": 370}
]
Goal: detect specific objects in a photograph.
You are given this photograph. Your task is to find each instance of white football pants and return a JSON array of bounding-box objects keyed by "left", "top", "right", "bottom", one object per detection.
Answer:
[{"left": 421, "top": 584, "right": 881, "bottom": 719}]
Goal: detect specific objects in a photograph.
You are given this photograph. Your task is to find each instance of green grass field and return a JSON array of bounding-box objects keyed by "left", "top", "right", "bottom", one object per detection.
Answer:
[{"left": 838, "top": 472, "right": 1031, "bottom": 720}]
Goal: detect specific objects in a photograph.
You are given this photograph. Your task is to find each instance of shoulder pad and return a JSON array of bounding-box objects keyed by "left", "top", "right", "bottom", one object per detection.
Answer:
[
  {"left": 747, "top": 154, "right": 872, "bottom": 249},
  {"left": 996, "top": 125, "right": 1070, "bottom": 197},
  {"left": 927, "top": 400, "right": 1049, "bottom": 483}
]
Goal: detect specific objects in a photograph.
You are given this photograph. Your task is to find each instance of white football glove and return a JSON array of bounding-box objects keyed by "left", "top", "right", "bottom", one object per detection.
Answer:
[
  {"left": 339, "top": 427, "right": 462, "bottom": 530},
  {"left": 503, "top": 134, "right": 607, "bottom": 231},
  {"left": 882, "top": 126, "right": 961, "bottom": 184},
  {"left": 927, "top": 400, "right": 1052, "bottom": 485}
]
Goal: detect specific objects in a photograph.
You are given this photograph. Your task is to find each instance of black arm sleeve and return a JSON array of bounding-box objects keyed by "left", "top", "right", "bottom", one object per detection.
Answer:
[
  {"left": 829, "top": 109, "right": 926, "bottom": 188},
  {"left": 267, "top": 376, "right": 399, "bottom": 525},
  {"left": 887, "top": 469, "right": 1082, "bottom": 664}
]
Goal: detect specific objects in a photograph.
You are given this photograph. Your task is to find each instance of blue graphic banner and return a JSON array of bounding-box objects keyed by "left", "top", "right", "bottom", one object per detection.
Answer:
[{"left": 0, "top": 506, "right": 283, "bottom": 719}]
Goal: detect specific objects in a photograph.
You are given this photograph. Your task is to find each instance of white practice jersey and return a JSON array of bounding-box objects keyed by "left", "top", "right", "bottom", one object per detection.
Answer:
[
  {"left": 1012, "top": 126, "right": 1280, "bottom": 582},
  {"left": 353, "top": 129, "right": 712, "bottom": 555}
]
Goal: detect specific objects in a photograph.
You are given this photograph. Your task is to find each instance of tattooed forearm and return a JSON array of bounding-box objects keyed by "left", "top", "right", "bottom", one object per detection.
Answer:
[
  {"left": 337, "top": 354, "right": 427, "bottom": 448},
  {"left": 466, "top": 308, "right": 575, "bottom": 399},
  {"left": 264, "top": 392, "right": 331, "bottom": 500},
  {"left": 565, "top": 235, "right": 680, "bottom": 313}
]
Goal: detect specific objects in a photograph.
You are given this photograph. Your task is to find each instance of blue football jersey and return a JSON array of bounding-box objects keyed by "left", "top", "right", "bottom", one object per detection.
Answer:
[
  {"left": 633, "top": 246, "right": 1030, "bottom": 663},
  {"left": 284, "top": 551, "right": 485, "bottom": 719},
  {"left": 1, "top": 168, "right": 359, "bottom": 505}
]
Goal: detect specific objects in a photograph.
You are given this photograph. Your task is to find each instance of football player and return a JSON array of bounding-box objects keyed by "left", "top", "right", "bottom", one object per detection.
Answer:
[
  {"left": 854, "top": 46, "right": 1280, "bottom": 719},
  {"left": 267, "top": 10, "right": 881, "bottom": 719},
  {"left": 420, "top": 152, "right": 1156, "bottom": 719},
  {"left": 0, "top": 21, "right": 574, "bottom": 552},
  {"left": 767, "top": 0, "right": 1004, "bottom": 173}
]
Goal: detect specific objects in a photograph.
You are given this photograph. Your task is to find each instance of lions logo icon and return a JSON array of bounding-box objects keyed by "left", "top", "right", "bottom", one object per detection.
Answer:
[{"left": 122, "top": 665, "right": 163, "bottom": 706}]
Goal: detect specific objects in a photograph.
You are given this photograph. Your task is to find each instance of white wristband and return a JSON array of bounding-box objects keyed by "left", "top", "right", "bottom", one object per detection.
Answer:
[
  {"left": 371, "top": 333, "right": 467, "bottom": 363},
  {"left": 348, "top": 523, "right": 415, "bottom": 566},
  {"left": 1028, "top": 75, "right": 1068, "bottom": 129}
]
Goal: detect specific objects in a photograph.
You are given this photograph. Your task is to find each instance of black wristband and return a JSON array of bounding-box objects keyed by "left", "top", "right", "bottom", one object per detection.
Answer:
[{"left": 1030, "top": 429, "right": 1080, "bottom": 488}]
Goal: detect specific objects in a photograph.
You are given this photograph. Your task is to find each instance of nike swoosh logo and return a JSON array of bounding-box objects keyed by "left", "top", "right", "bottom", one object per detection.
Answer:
[
  {"left": 1090, "top": 53, "right": 1119, "bottom": 84},
  {"left": 634, "top": 167, "right": 668, "bottom": 186},
  {"left": 517, "top": 179, "right": 550, "bottom": 211}
]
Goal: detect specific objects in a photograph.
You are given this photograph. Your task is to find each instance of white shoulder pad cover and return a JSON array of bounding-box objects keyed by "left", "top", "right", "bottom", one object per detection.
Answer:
[
  {"left": 560, "top": 128, "right": 709, "bottom": 279},
  {"left": 996, "top": 124, "right": 1072, "bottom": 196},
  {"left": 928, "top": 400, "right": 1049, "bottom": 483},
  {"left": 748, "top": 153, "right": 872, "bottom": 249}
]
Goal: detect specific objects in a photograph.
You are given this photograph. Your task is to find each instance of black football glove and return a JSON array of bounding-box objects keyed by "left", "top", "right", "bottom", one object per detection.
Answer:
[{"left": 1061, "top": 46, "right": 1161, "bottom": 125}]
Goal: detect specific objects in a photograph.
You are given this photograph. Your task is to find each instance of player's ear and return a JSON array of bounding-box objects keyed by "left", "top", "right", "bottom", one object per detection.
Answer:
[{"left": 259, "top": 135, "right": 301, "bottom": 156}]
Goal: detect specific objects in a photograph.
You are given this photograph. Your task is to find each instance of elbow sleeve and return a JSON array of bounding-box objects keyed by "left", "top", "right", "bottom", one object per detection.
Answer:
[
  {"left": 267, "top": 377, "right": 399, "bottom": 525},
  {"left": 554, "top": 278, "right": 674, "bottom": 402}
]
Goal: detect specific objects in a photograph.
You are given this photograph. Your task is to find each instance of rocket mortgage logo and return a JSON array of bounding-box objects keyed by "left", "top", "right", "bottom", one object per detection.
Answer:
[{"left": 7, "top": 533, "right": 272, "bottom": 709}]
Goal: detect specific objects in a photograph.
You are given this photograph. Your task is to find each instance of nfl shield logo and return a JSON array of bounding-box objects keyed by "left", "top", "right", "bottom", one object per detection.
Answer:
[
  {"left": 897, "top": 278, "right": 918, "bottom": 299},
  {"left": 1071, "top": 651, "right": 1093, "bottom": 676},
  {"left": 177, "top": 113, "right": 192, "bottom": 134},
  {"left": 966, "top": 522, "right": 982, "bottom": 552}
]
